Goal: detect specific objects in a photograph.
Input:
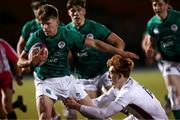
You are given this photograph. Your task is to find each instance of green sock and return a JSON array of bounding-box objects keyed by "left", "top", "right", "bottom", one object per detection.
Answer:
[{"left": 173, "top": 110, "right": 180, "bottom": 119}]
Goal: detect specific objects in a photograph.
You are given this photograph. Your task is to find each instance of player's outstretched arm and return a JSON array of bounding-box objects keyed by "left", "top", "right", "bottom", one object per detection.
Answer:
[
  {"left": 63, "top": 97, "right": 123, "bottom": 119},
  {"left": 84, "top": 37, "right": 139, "bottom": 59}
]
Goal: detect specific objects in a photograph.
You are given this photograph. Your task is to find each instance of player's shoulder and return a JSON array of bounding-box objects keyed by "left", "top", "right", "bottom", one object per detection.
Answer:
[
  {"left": 23, "top": 19, "right": 37, "bottom": 27},
  {"left": 123, "top": 78, "right": 134, "bottom": 90},
  {"left": 148, "top": 15, "right": 159, "bottom": 24},
  {"left": 30, "top": 29, "right": 44, "bottom": 39},
  {"left": 62, "top": 25, "right": 79, "bottom": 35},
  {"left": 169, "top": 9, "right": 180, "bottom": 18},
  {"left": 86, "top": 19, "right": 104, "bottom": 26}
]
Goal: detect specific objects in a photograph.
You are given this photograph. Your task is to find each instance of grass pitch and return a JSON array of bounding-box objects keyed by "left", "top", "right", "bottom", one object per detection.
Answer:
[{"left": 13, "top": 69, "right": 174, "bottom": 120}]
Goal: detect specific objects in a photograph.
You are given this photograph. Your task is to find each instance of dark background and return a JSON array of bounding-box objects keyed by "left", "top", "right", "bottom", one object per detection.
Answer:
[{"left": 0, "top": 0, "right": 180, "bottom": 67}]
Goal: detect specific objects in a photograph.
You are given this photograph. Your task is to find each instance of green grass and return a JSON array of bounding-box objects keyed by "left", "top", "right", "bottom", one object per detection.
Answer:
[{"left": 13, "top": 69, "right": 174, "bottom": 120}]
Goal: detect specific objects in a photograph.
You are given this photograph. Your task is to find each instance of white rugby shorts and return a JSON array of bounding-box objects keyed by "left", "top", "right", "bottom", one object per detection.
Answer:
[
  {"left": 34, "top": 73, "right": 87, "bottom": 101},
  {"left": 157, "top": 60, "right": 180, "bottom": 77},
  {"left": 77, "top": 71, "right": 112, "bottom": 91}
]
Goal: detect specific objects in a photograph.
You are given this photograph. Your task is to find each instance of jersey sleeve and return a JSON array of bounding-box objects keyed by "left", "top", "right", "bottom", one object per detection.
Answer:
[
  {"left": 146, "top": 18, "right": 156, "bottom": 37},
  {"left": 0, "top": 40, "right": 18, "bottom": 63},
  {"left": 92, "top": 87, "right": 116, "bottom": 107},
  {"left": 94, "top": 22, "right": 111, "bottom": 40},
  {"left": 24, "top": 32, "right": 40, "bottom": 53},
  {"left": 80, "top": 101, "right": 123, "bottom": 119},
  {"left": 114, "top": 88, "right": 133, "bottom": 108},
  {"left": 21, "top": 21, "right": 31, "bottom": 42}
]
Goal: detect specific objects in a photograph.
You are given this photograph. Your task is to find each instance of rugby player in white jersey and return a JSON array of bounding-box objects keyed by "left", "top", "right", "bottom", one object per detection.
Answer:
[{"left": 63, "top": 55, "right": 168, "bottom": 120}]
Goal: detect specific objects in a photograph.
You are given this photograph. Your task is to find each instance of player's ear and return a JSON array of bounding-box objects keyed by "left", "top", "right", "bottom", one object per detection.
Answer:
[
  {"left": 67, "top": 9, "right": 71, "bottom": 16},
  {"left": 83, "top": 8, "right": 86, "bottom": 15}
]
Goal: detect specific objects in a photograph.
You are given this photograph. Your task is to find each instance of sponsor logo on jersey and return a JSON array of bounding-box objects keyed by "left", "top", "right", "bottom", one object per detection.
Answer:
[
  {"left": 47, "top": 57, "right": 58, "bottom": 63},
  {"left": 153, "top": 28, "right": 159, "bottom": 34},
  {"left": 30, "top": 32, "right": 33, "bottom": 37},
  {"left": 76, "top": 93, "right": 81, "bottom": 99},
  {"left": 171, "top": 24, "right": 178, "bottom": 32},
  {"left": 86, "top": 33, "right": 94, "bottom": 39},
  {"left": 58, "top": 41, "right": 65, "bottom": 49},
  {"left": 46, "top": 89, "right": 51, "bottom": 94}
]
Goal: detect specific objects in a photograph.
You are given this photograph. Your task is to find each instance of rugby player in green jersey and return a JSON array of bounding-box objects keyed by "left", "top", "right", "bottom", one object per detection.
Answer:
[
  {"left": 66, "top": 0, "right": 126, "bottom": 119},
  {"left": 145, "top": 0, "right": 180, "bottom": 119},
  {"left": 16, "top": 1, "right": 60, "bottom": 120},
  {"left": 17, "top": 4, "right": 138, "bottom": 120}
]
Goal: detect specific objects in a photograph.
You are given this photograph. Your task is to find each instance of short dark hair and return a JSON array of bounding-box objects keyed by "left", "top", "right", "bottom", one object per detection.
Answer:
[
  {"left": 37, "top": 4, "right": 59, "bottom": 22},
  {"left": 150, "top": 0, "right": 169, "bottom": 3},
  {"left": 66, "top": 0, "right": 86, "bottom": 10},
  {"left": 31, "top": 0, "right": 47, "bottom": 10}
]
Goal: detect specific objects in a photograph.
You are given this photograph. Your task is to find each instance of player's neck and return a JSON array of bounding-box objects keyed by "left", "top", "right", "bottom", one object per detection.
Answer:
[
  {"left": 114, "top": 77, "right": 127, "bottom": 89},
  {"left": 156, "top": 11, "right": 168, "bottom": 20},
  {"left": 74, "top": 18, "right": 85, "bottom": 29}
]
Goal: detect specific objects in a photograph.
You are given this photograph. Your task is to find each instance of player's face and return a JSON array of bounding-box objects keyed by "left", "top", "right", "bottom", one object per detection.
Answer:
[
  {"left": 33, "top": 9, "right": 39, "bottom": 18},
  {"left": 39, "top": 18, "right": 59, "bottom": 36},
  {"left": 109, "top": 66, "right": 119, "bottom": 85},
  {"left": 152, "top": 0, "right": 168, "bottom": 16},
  {"left": 68, "top": 5, "right": 86, "bottom": 27}
]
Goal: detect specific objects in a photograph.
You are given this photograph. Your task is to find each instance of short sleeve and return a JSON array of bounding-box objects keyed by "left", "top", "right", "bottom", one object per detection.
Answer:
[
  {"left": 94, "top": 22, "right": 111, "bottom": 40},
  {"left": 24, "top": 32, "right": 40, "bottom": 53},
  {"left": 21, "top": 22, "right": 31, "bottom": 41}
]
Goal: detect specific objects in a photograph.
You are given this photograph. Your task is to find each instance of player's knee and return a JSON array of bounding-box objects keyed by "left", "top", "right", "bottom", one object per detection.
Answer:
[
  {"left": 37, "top": 96, "right": 46, "bottom": 112},
  {"left": 39, "top": 112, "right": 48, "bottom": 120}
]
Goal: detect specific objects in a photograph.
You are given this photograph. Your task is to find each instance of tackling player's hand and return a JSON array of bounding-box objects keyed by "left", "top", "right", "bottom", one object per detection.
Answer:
[{"left": 63, "top": 97, "right": 81, "bottom": 111}]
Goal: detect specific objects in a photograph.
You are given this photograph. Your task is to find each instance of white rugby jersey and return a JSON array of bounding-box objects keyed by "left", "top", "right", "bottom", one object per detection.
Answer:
[
  {"left": 0, "top": 39, "right": 18, "bottom": 73},
  {"left": 80, "top": 77, "right": 168, "bottom": 120}
]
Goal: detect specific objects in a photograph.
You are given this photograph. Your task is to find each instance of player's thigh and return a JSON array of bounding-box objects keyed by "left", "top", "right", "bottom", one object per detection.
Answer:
[
  {"left": 85, "top": 90, "right": 98, "bottom": 99},
  {"left": 36, "top": 95, "right": 54, "bottom": 118},
  {"left": 167, "top": 75, "right": 180, "bottom": 96}
]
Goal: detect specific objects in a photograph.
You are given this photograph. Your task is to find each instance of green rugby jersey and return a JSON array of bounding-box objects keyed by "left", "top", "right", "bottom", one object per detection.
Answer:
[
  {"left": 66, "top": 19, "right": 111, "bottom": 79},
  {"left": 146, "top": 9, "right": 180, "bottom": 61},
  {"left": 21, "top": 19, "right": 41, "bottom": 41},
  {"left": 24, "top": 25, "right": 85, "bottom": 80}
]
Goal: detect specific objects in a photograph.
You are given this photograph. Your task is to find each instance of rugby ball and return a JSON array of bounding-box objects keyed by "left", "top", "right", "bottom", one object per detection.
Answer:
[{"left": 28, "top": 42, "right": 48, "bottom": 66}]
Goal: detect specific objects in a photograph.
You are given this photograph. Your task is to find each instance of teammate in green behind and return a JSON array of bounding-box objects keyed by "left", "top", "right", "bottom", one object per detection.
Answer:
[
  {"left": 144, "top": 0, "right": 180, "bottom": 119},
  {"left": 66, "top": 0, "right": 126, "bottom": 119}
]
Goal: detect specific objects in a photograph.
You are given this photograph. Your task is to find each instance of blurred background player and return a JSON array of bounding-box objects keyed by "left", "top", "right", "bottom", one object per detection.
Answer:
[
  {"left": 66, "top": 0, "right": 125, "bottom": 119},
  {"left": 141, "top": 32, "right": 172, "bottom": 115},
  {"left": 0, "top": 39, "right": 24, "bottom": 119},
  {"left": 145, "top": 0, "right": 180, "bottom": 119},
  {"left": 66, "top": 0, "right": 125, "bottom": 97},
  {"left": 63, "top": 55, "right": 167, "bottom": 120},
  {"left": 16, "top": 1, "right": 60, "bottom": 119}
]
